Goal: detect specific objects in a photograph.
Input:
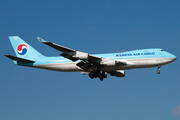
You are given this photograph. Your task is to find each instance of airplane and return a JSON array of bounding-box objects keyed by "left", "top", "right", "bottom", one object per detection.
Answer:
[{"left": 5, "top": 36, "right": 177, "bottom": 81}]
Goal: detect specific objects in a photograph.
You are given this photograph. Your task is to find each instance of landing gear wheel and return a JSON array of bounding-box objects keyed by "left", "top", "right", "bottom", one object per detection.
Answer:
[
  {"left": 157, "top": 70, "right": 160, "bottom": 74},
  {"left": 157, "top": 66, "right": 161, "bottom": 74},
  {"left": 100, "top": 78, "right": 103, "bottom": 81},
  {"left": 89, "top": 72, "right": 94, "bottom": 79}
]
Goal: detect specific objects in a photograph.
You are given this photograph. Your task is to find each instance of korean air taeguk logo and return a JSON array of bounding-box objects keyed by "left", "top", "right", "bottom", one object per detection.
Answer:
[{"left": 17, "top": 44, "right": 28, "bottom": 55}]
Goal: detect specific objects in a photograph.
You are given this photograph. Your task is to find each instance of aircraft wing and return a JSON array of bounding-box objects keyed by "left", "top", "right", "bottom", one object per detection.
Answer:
[
  {"left": 37, "top": 37, "right": 127, "bottom": 71},
  {"left": 37, "top": 37, "right": 76, "bottom": 53},
  {"left": 37, "top": 37, "right": 102, "bottom": 62}
]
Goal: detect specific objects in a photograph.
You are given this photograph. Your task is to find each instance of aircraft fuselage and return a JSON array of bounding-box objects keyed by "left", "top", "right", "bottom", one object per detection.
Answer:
[
  {"left": 14, "top": 48, "right": 177, "bottom": 72},
  {"left": 6, "top": 36, "right": 177, "bottom": 80}
]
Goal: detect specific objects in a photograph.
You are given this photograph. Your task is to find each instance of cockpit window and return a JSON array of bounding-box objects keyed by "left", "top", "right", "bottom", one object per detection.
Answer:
[{"left": 161, "top": 50, "right": 165, "bottom": 51}]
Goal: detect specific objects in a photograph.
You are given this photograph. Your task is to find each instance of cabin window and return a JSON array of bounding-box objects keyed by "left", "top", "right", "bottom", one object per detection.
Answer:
[{"left": 161, "top": 50, "right": 165, "bottom": 51}]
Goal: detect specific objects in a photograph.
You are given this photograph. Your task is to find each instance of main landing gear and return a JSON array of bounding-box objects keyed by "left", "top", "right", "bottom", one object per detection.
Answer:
[
  {"left": 88, "top": 70, "right": 107, "bottom": 81},
  {"left": 157, "top": 66, "right": 161, "bottom": 74}
]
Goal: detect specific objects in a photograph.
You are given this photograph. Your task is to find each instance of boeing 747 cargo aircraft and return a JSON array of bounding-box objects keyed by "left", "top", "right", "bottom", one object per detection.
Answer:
[{"left": 5, "top": 36, "right": 177, "bottom": 81}]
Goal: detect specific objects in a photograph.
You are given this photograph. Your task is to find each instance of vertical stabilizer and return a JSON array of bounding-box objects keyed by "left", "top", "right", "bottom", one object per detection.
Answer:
[{"left": 9, "top": 36, "right": 44, "bottom": 58}]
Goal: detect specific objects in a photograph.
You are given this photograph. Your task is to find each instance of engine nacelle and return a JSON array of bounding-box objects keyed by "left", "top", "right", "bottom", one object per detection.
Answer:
[
  {"left": 110, "top": 70, "right": 125, "bottom": 77},
  {"left": 75, "top": 51, "right": 89, "bottom": 60},
  {"left": 101, "top": 60, "right": 116, "bottom": 66}
]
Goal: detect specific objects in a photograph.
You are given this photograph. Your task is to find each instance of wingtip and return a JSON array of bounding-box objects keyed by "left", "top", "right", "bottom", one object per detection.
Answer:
[
  {"left": 37, "top": 37, "right": 47, "bottom": 43},
  {"left": 4, "top": 54, "right": 9, "bottom": 57}
]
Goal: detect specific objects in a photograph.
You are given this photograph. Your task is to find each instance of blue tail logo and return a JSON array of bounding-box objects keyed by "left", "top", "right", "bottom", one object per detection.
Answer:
[
  {"left": 9, "top": 36, "right": 44, "bottom": 58},
  {"left": 17, "top": 44, "right": 28, "bottom": 55},
  {"left": 39, "top": 38, "right": 42, "bottom": 41}
]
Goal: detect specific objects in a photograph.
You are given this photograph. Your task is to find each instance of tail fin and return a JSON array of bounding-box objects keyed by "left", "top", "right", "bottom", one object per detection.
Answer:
[{"left": 9, "top": 36, "right": 44, "bottom": 58}]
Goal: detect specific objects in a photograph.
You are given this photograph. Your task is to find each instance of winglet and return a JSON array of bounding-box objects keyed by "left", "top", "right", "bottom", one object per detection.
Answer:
[{"left": 37, "top": 37, "right": 48, "bottom": 43}]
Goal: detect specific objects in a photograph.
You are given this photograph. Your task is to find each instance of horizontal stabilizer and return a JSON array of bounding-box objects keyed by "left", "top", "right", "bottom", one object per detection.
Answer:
[{"left": 4, "top": 55, "right": 35, "bottom": 63}]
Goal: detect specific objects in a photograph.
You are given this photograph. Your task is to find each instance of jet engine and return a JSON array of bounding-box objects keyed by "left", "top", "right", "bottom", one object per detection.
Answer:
[
  {"left": 100, "top": 60, "right": 118, "bottom": 66},
  {"left": 75, "top": 51, "right": 89, "bottom": 60},
  {"left": 110, "top": 70, "right": 125, "bottom": 77}
]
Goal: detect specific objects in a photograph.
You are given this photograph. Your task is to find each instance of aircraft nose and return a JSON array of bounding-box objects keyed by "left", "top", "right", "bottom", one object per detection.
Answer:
[
  {"left": 166, "top": 52, "right": 177, "bottom": 62},
  {"left": 173, "top": 55, "right": 177, "bottom": 61},
  {"left": 170, "top": 54, "right": 177, "bottom": 62}
]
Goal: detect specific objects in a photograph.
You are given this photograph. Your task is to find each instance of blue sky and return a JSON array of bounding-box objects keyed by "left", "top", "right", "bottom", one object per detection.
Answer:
[{"left": 1, "top": 0, "right": 180, "bottom": 120}]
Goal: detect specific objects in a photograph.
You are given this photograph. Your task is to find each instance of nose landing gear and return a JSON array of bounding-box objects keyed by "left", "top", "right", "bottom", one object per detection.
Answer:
[{"left": 157, "top": 66, "right": 161, "bottom": 74}]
